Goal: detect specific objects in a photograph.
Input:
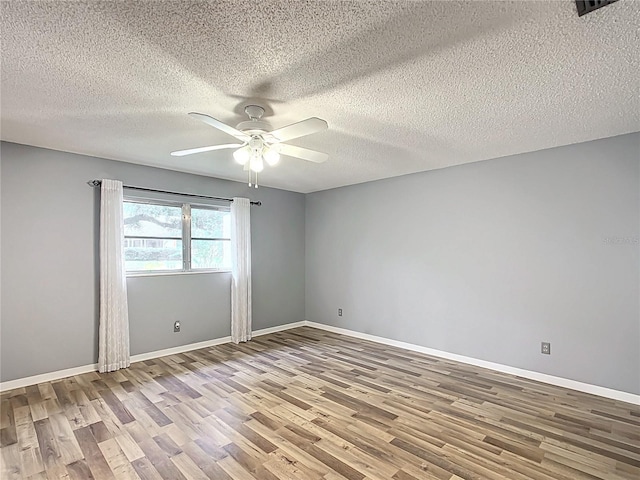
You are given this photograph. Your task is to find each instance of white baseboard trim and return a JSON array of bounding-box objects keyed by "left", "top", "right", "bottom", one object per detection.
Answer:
[
  {"left": 305, "top": 321, "right": 640, "bottom": 406},
  {"left": 0, "top": 363, "right": 99, "bottom": 393},
  {"left": 3, "top": 320, "right": 637, "bottom": 405},
  {"left": 252, "top": 321, "right": 307, "bottom": 337},
  {"left": 0, "top": 321, "right": 306, "bottom": 392},
  {"left": 129, "top": 336, "right": 232, "bottom": 363},
  {"left": 131, "top": 321, "right": 307, "bottom": 364}
]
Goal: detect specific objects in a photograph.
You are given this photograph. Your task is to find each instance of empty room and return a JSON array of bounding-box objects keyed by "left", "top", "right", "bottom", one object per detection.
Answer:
[{"left": 1, "top": 1, "right": 639, "bottom": 479}]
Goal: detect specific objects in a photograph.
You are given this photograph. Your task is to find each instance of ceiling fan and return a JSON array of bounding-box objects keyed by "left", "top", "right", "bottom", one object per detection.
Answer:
[{"left": 171, "top": 105, "right": 328, "bottom": 188}]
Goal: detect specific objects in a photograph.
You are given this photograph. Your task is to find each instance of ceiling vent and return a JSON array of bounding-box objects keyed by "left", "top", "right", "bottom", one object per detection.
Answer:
[{"left": 576, "top": 0, "right": 619, "bottom": 16}]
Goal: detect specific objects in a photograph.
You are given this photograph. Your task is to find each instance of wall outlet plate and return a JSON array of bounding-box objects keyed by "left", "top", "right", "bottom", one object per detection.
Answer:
[
  {"left": 541, "top": 342, "right": 551, "bottom": 354},
  {"left": 338, "top": 308, "right": 343, "bottom": 316}
]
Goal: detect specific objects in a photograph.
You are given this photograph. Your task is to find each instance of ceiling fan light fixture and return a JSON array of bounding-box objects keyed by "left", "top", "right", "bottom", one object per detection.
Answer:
[
  {"left": 175, "top": 107, "right": 328, "bottom": 189},
  {"left": 249, "top": 154, "right": 264, "bottom": 173},
  {"left": 249, "top": 136, "right": 263, "bottom": 151},
  {"left": 264, "top": 146, "right": 280, "bottom": 166},
  {"left": 233, "top": 145, "right": 251, "bottom": 165}
]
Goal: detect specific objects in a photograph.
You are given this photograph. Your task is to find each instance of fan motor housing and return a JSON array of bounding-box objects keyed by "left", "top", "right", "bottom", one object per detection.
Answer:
[{"left": 236, "top": 120, "right": 272, "bottom": 134}]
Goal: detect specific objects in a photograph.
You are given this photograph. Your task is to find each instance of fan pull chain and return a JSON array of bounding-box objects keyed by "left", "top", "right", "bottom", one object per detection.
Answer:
[{"left": 247, "top": 169, "right": 259, "bottom": 188}]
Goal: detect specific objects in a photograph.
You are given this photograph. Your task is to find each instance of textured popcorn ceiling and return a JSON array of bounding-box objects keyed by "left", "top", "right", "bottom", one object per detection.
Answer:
[{"left": 1, "top": 1, "right": 639, "bottom": 193}]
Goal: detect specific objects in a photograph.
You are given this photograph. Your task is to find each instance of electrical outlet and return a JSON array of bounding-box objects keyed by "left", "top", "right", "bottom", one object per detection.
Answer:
[
  {"left": 338, "top": 308, "right": 343, "bottom": 317},
  {"left": 174, "top": 321, "right": 181, "bottom": 333},
  {"left": 541, "top": 342, "right": 551, "bottom": 355}
]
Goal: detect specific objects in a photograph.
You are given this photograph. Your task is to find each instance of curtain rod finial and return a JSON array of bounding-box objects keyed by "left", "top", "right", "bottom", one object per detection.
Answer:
[{"left": 88, "top": 180, "right": 101, "bottom": 187}]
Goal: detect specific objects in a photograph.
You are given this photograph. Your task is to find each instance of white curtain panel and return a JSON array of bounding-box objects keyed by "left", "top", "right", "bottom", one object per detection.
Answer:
[
  {"left": 98, "top": 179, "right": 130, "bottom": 372},
  {"left": 231, "top": 197, "right": 252, "bottom": 343}
]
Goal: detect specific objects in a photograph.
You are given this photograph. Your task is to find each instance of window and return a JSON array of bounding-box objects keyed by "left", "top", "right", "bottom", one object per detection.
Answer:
[{"left": 123, "top": 200, "right": 231, "bottom": 274}]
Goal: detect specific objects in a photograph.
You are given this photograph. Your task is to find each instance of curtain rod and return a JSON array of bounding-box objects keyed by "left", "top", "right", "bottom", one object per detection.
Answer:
[{"left": 87, "top": 180, "right": 261, "bottom": 206}]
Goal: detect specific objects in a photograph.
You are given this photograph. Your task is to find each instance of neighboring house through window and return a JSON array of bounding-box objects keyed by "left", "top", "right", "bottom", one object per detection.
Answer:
[{"left": 123, "top": 199, "right": 231, "bottom": 274}]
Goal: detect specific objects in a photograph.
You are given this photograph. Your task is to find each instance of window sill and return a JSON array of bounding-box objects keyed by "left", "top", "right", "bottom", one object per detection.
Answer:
[{"left": 126, "top": 270, "right": 231, "bottom": 278}]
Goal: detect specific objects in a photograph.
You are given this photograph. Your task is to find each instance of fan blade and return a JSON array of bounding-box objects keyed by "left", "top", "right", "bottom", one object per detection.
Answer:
[
  {"left": 188, "top": 112, "right": 251, "bottom": 142},
  {"left": 277, "top": 144, "right": 328, "bottom": 163},
  {"left": 171, "top": 143, "right": 243, "bottom": 157},
  {"left": 267, "top": 117, "right": 328, "bottom": 143}
]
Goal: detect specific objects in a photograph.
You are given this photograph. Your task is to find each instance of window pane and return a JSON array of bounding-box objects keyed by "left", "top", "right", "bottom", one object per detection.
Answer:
[
  {"left": 191, "top": 208, "right": 230, "bottom": 239},
  {"left": 124, "top": 239, "right": 183, "bottom": 271},
  {"left": 123, "top": 202, "right": 182, "bottom": 238},
  {"left": 191, "top": 240, "right": 231, "bottom": 269}
]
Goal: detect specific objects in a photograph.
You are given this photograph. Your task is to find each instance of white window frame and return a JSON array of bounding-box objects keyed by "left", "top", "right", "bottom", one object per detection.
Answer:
[{"left": 123, "top": 197, "right": 231, "bottom": 276}]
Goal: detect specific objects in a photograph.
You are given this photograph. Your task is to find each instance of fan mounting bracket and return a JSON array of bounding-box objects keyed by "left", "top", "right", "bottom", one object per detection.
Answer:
[{"left": 244, "top": 105, "right": 265, "bottom": 121}]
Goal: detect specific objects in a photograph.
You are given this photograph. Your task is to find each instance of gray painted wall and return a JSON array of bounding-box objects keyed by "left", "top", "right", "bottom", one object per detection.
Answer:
[
  {"left": 306, "top": 133, "right": 640, "bottom": 394},
  {"left": 2, "top": 134, "right": 639, "bottom": 395},
  {"left": 1, "top": 142, "right": 305, "bottom": 382}
]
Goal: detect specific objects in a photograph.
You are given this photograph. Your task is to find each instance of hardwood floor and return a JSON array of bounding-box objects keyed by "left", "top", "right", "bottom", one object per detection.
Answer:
[{"left": 1, "top": 327, "right": 638, "bottom": 480}]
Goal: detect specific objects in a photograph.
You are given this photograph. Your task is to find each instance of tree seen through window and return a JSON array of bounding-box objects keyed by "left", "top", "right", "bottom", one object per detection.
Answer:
[{"left": 123, "top": 201, "right": 231, "bottom": 273}]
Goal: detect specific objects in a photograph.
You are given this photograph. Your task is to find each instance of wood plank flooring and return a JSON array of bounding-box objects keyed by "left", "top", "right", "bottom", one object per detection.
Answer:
[{"left": 1, "top": 326, "right": 638, "bottom": 479}]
